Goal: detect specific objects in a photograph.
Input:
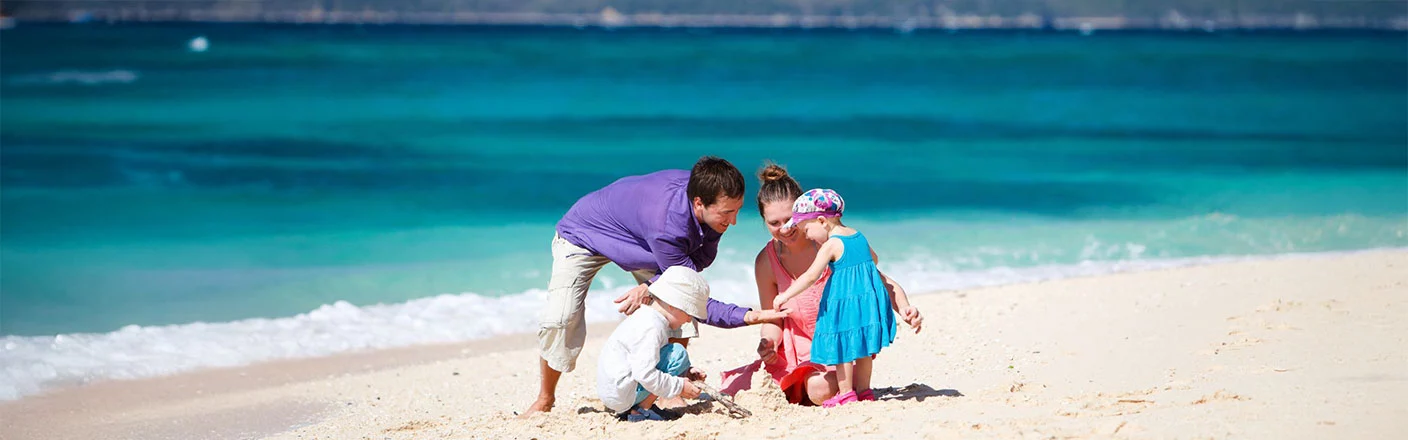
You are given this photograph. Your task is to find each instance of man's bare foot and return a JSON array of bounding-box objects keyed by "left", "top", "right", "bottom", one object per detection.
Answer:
[
  {"left": 517, "top": 397, "right": 554, "bottom": 418},
  {"left": 524, "top": 359, "right": 563, "bottom": 418}
]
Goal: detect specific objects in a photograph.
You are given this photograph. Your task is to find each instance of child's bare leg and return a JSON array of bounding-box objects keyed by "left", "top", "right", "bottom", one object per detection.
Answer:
[
  {"left": 835, "top": 361, "right": 855, "bottom": 395},
  {"left": 637, "top": 394, "right": 658, "bottom": 410},
  {"left": 654, "top": 343, "right": 692, "bottom": 408},
  {"left": 853, "top": 356, "right": 874, "bottom": 392},
  {"left": 660, "top": 334, "right": 692, "bottom": 404}
]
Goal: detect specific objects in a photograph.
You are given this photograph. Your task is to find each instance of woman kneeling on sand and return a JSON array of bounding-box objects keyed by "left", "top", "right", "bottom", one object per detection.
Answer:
[{"left": 719, "top": 163, "right": 922, "bottom": 405}]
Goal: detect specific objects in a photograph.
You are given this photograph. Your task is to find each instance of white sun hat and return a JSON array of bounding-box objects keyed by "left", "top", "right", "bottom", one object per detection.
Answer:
[{"left": 649, "top": 266, "right": 710, "bottom": 320}]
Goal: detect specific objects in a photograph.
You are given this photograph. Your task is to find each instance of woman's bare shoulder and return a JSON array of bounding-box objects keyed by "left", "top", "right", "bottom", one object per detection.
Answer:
[{"left": 753, "top": 241, "right": 773, "bottom": 264}]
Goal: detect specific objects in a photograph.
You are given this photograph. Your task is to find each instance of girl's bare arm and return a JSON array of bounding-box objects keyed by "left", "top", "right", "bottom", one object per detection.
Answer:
[{"left": 773, "top": 239, "right": 840, "bottom": 308}]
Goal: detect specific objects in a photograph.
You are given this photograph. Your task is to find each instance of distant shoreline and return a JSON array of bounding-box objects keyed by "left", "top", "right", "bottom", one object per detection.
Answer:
[{"left": 9, "top": 10, "right": 1408, "bottom": 32}]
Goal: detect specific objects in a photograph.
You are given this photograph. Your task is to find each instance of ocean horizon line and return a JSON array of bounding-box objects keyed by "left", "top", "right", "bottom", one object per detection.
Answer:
[{"left": 11, "top": 11, "right": 1408, "bottom": 32}]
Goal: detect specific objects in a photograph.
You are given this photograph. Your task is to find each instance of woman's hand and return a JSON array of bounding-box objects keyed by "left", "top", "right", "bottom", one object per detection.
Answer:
[
  {"left": 686, "top": 367, "right": 707, "bottom": 382},
  {"left": 900, "top": 306, "right": 923, "bottom": 333},
  {"left": 756, "top": 337, "right": 779, "bottom": 364}
]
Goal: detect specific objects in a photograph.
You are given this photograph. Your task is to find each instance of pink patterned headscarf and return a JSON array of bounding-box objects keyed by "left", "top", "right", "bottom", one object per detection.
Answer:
[{"left": 782, "top": 188, "right": 845, "bottom": 229}]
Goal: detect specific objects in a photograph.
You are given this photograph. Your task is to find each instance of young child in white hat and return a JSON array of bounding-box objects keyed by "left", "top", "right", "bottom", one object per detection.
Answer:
[{"left": 596, "top": 266, "right": 711, "bottom": 421}]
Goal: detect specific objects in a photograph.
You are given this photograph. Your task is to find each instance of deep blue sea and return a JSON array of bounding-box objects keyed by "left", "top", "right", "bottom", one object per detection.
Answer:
[{"left": 1, "top": 23, "right": 1405, "bottom": 399}]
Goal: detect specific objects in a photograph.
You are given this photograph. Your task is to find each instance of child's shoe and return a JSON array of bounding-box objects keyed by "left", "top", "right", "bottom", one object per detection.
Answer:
[
  {"left": 649, "top": 405, "right": 683, "bottom": 420},
  {"left": 619, "top": 407, "right": 669, "bottom": 422},
  {"left": 857, "top": 389, "right": 876, "bottom": 402},
  {"left": 821, "top": 390, "right": 859, "bottom": 408}
]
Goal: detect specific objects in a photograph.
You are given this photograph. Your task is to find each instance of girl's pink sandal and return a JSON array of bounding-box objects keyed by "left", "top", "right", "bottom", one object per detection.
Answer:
[{"left": 822, "top": 390, "right": 859, "bottom": 408}]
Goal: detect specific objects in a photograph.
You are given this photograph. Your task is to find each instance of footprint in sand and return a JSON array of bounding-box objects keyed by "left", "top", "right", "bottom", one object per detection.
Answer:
[
  {"left": 1216, "top": 336, "right": 1265, "bottom": 353},
  {"left": 382, "top": 419, "right": 439, "bottom": 433},
  {"left": 1255, "top": 299, "right": 1304, "bottom": 313},
  {"left": 1057, "top": 388, "right": 1158, "bottom": 417},
  {"left": 1199, "top": 333, "right": 1267, "bottom": 356},
  {"left": 1190, "top": 390, "right": 1250, "bottom": 405},
  {"left": 1001, "top": 381, "right": 1048, "bottom": 404},
  {"left": 1211, "top": 300, "right": 1321, "bottom": 356},
  {"left": 1005, "top": 381, "right": 1048, "bottom": 393}
]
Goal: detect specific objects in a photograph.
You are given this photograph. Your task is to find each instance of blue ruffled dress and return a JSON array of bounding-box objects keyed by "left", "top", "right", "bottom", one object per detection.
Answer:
[{"left": 810, "top": 232, "right": 897, "bottom": 365}]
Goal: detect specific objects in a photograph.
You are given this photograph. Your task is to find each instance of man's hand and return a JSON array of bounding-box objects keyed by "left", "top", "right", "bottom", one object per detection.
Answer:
[
  {"left": 756, "top": 337, "right": 779, "bottom": 364},
  {"left": 680, "top": 380, "right": 702, "bottom": 399},
  {"left": 614, "top": 283, "right": 651, "bottom": 315},
  {"left": 900, "top": 306, "right": 923, "bottom": 333},
  {"left": 744, "top": 308, "right": 789, "bottom": 325}
]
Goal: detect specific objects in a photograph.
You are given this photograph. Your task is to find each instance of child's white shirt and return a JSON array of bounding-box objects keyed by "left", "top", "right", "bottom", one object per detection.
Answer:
[{"left": 595, "top": 306, "right": 685, "bottom": 413}]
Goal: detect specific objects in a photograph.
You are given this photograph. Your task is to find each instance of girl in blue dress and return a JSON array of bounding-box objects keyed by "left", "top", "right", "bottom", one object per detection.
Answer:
[{"left": 772, "top": 188, "right": 924, "bottom": 407}]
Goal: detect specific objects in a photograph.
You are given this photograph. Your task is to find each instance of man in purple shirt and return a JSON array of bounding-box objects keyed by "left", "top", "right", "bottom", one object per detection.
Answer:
[{"left": 524, "top": 156, "right": 787, "bottom": 416}]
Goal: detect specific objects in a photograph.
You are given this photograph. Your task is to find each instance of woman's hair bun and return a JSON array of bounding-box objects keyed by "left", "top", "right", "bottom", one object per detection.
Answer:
[{"left": 758, "top": 163, "right": 789, "bottom": 182}]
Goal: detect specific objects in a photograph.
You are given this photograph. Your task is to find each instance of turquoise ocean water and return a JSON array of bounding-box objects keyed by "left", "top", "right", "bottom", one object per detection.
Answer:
[{"left": 2, "top": 24, "right": 1405, "bottom": 399}]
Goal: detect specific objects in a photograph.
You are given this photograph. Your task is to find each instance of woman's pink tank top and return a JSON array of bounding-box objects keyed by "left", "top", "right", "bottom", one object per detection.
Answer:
[{"left": 765, "top": 240, "right": 830, "bottom": 372}]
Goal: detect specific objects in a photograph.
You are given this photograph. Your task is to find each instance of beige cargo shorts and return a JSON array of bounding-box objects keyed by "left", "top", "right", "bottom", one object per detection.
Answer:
[{"left": 538, "top": 234, "right": 698, "bottom": 373}]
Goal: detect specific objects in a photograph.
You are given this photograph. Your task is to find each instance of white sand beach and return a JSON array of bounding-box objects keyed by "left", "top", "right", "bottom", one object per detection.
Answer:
[{"left": 3, "top": 250, "right": 1405, "bottom": 439}]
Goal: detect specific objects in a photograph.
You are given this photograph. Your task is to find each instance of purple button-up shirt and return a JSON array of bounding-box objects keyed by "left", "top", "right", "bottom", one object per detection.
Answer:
[{"left": 557, "top": 169, "right": 750, "bottom": 329}]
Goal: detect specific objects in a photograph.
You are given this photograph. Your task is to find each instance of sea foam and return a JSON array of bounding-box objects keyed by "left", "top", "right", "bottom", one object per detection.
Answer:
[{"left": 7, "top": 69, "right": 140, "bottom": 86}]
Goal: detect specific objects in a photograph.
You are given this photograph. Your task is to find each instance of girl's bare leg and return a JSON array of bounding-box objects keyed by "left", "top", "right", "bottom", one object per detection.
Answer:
[
  {"left": 835, "top": 361, "right": 855, "bottom": 396},
  {"left": 853, "top": 356, "right": 874, "bottom": 393}
]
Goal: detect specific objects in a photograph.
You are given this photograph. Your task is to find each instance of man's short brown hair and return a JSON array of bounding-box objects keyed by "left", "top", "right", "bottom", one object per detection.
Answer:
[{"left": 687, "top": 156, "right": 746, "bottom": 206}]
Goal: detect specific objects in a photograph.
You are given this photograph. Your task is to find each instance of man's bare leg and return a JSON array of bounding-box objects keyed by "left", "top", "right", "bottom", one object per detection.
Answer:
[{"left": 519, "top": 358, "right": 562, "bottom": 417}]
